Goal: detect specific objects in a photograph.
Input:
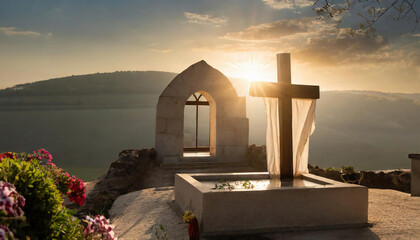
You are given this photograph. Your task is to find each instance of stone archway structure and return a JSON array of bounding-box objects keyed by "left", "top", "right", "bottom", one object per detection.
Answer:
[{"left": 155, "top": 60, "right": 249, "bottom": 163}]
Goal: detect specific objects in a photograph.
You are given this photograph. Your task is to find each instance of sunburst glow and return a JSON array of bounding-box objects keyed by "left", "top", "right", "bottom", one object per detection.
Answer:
[{"left": 228, "top": 57, "right": 271, "bottom": 82}]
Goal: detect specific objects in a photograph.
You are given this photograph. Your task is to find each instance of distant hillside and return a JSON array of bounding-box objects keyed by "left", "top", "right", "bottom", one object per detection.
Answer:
[
  {"left": 0, "top": 71, "right": 177, "bottom": 96},
  {"left": 0, "top": 71, "right": 177, "bottom": 109}
]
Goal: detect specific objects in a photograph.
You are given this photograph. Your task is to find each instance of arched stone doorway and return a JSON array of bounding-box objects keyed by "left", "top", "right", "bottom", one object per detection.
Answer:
[
  {"left": 183, "top": 91, "right": 216, "bottom": 156},
  {"left": 155, "top": 60, "right": 249, "bottom": 163}
]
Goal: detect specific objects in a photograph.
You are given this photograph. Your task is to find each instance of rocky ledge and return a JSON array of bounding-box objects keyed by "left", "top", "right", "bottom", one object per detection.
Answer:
[
  {"left": 308, "top": 165, "right": 411, "bottom": 193},
  {"left": 78, "top": 148, "right": 156, "bottom": 216}
]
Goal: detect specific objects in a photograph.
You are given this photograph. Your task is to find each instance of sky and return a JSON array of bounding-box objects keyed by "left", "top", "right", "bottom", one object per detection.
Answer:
[{"left": 0, "top": 0, "right": 419, "bottom": 92}]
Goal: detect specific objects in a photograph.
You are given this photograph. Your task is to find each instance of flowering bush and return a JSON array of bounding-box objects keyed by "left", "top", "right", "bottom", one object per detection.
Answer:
[
  {"left": 40, "top": 149, "right": 86, "bottom": 206},
  {"left": 0, "top": 150, "right": 83, "bottom": 239},
  {"left": 0, "top": 149, "right": 115, "bottom": 240},
  {"left": 0, "top": 149, "right": 86, "bottom": 206},
  {"left": 41, "top": 155, "right": 86, "bottom": 206},
  {"left": 83, "top": 215, "right": 117, "bottom": 240}
]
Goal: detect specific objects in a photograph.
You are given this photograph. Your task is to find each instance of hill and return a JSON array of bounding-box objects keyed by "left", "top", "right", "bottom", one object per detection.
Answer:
[
  {"left": 0, "top": 71, "right": 176, "bottom": 96},
  {"left": 0, "top": 71, "right": 176, "bottom": 109}
]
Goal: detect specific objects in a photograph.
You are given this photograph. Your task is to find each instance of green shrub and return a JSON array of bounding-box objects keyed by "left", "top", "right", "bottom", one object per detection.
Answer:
[
  {"left": 50, "top": 208, "right": 84, "bottom": 240},
  {"left": 326, "top": 167, "right": 339, "bottom": 171},
  {"left": 0, "top": 154, "right": 83, "bottom": 239}
]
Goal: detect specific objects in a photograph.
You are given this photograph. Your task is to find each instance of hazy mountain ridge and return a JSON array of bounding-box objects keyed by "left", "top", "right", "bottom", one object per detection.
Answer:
[
  {"left": 0, "top": 71, "right": 176, "bottom": 96},
  {"left": 0, "top": 71, "right": 176, "bottom": 109}
]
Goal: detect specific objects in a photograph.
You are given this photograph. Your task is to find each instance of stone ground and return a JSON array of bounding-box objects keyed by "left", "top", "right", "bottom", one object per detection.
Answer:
[
  {"left": 109, "top": 187, "right": 187, "bottom": 240},
  {"left": 109, "top": 186, "right": 420, "bottom": 240}
]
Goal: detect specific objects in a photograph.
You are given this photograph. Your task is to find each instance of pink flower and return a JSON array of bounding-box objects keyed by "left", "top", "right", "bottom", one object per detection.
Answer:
[
  {"left": 83, "top": 215, "right": 117, "bottom": 240},
  {"left": 0, "top": 225, "right": 8, "bottom": 240},
  {"left": 30, "top": 149, "right": 53, "bottom": 163},
  {"left": 17, "top": 195, "right": 25, "bottom": 208},
  {"left": 47, "top": 162, "right": 56, "bottom": 168},
  {"left": 0, "top": 182, "right": 25, "bottom": 217}
]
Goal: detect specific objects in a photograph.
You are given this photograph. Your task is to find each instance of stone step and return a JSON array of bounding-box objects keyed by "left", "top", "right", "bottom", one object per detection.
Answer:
[
  {"left": 160, "top": 161, "right": 251, "bottom": 169},
  {"left": 178, "top": 157, "right": 217, "bottom": 163}
]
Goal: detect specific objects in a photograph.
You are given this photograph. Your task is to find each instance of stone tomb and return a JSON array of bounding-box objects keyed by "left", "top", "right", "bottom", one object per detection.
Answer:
[
  {"left": 175, "top": 172, "right": 368, "bottom": 236},
  {"left": 155, "top": 61, "right": 249, "bottom": 163},
  {"left": 175, "top": 54, "right": 368, "bottom": 236}
]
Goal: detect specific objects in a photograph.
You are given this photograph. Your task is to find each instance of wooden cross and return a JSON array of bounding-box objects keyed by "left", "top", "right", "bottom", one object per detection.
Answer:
[{"left": 249, "top": 53, "right": 320, "bottom": 180}]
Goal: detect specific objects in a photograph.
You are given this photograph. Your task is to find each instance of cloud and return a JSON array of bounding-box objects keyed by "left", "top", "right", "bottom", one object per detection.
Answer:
[
  {"left": 401, "top": 33, "right": 420, "bottom": 38},
  {"left": 184, "top": 12, "right": 228, "bottom": 27},
  {"left": 223, "top": 18, "right": 334, "bottom": 41},
  {"left": 0, "top": 27, "right": 45, "bottom": 37},
  {"left": 193, "top": 41, "right": 277, "bottom": 52},
  {"left": 219, "top": 18, "right": 419, "bottom": 68},
  {"left": 262, "top": 0, "right": 313, "bottom": 9},
  {"left": 148, "top": 48, "right": 172, "bottom": 53},
  {"left": 294, "top": 31, "right": 390, "bottom": 66}
]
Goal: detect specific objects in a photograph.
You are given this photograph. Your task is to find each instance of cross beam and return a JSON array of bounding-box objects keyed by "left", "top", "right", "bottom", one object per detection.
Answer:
[
  {"left": 249, "top": 53, "right": 320, "bottom": 180},
  {"left": 249, "top": 82, "right": 319, "bottom": 99}
]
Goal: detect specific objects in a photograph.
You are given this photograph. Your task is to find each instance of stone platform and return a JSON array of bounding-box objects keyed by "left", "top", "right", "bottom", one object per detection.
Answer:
[{"left": 175, "top": 172, "right": 368, "bottom": 236}]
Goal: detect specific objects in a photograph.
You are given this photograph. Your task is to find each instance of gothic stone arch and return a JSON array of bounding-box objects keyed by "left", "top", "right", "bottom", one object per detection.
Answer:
[{"left": 155, "top": 60, "right": 249, "bottom": 163}]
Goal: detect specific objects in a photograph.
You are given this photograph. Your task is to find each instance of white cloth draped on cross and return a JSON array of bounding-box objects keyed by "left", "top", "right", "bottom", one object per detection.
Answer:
[
  {"left": 264, "top": 98, "right": 316, "bottom": 177},
  {"left": 249, "top": 53, "right": 319, "bottom": 179}
]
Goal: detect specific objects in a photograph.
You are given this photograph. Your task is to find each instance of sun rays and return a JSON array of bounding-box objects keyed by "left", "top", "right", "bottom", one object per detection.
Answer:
[{"left": 228, "top": 56, "right": 271, "bottom": 82}]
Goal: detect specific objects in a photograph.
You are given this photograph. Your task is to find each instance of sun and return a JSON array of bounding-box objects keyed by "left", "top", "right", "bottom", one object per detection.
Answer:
[{"left": 228, "top": 57, "right": 271, "bottom": 82}]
